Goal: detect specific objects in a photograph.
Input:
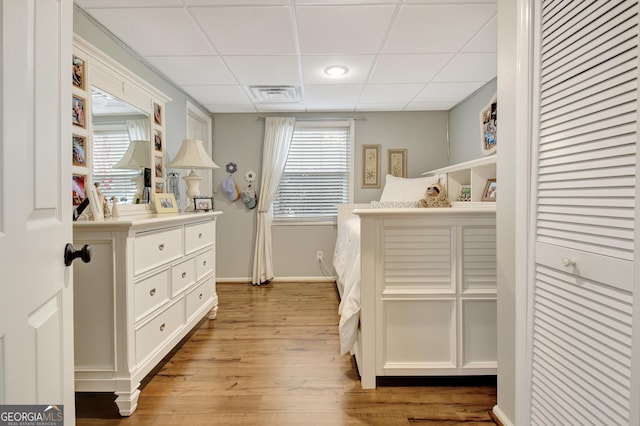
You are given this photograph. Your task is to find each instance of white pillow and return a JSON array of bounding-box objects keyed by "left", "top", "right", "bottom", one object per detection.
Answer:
[{"left": 379, "top": 174, "right": 439, "bottom": 202}]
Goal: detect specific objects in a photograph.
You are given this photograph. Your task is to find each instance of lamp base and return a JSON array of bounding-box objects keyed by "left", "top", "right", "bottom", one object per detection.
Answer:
[{"left": 183, "top": 170, "right": 203, "bottom": 211}]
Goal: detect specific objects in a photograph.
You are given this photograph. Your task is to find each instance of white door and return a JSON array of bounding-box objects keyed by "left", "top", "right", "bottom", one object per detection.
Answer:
[
  {"left": 0, "top": 0, "right": 75, "bottom": 424},
  {"left": 527, "top": 1, "right": 637, "bottom": 424}
]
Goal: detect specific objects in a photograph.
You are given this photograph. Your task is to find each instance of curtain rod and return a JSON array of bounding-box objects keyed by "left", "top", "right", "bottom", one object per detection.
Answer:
[{"left": 257, "top": 115, "right": 366, "bottom": 121}]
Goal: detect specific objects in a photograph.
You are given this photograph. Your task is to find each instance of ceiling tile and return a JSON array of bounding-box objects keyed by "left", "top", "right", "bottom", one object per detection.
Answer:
[
  {"left": 257, "top": 103, "right": 307, "bottom": 112},
  {"left": 356, "top": 103, "right": 408, "bottom": 111},
  {"left": 368, "top": 54, "right": 453, "bottom": 83},
  {"left": 463, "top": 16, "right": 497, "bottom": 53},
  {"left": 146, "top": 56, "right": 236, "bottom": 85},
  {"left": 185, "top": 0, "right": 288, "bottom": 5},
  {"left": 85, "top": 8, "right": 213, "bottom": 56},
  {"left": 203, "top": 104, "right": 258, "bottom": 113},
  {"left": 404, "top": 102, "right": 455, "bottom": 111},
  {"left": 383, "top": 4, "right": 497, "bottom": 53},
  {"left": 431, "top": 53, "right": 496, "bottom": 82},
  {"left": 305, "top": 104, "right": 356, "bottom": 112},
  {"left": 224, "top": 56, "right": 301, "bottom": 85},
  {"left": 413, "top": 82, "right": 485, "bottom": 103},
  {"left": 181, "top": 85, "right": 252, "bottom": 105},
  {"left": 191, "top": 6, "right": 296, "bottom": 55},
  {"left": 76, "top": 0, "right": 180, "bottom": 7},
  {"left": 296, "top": 5, "right": 396, "bottom": 54},
  {"left": 304, "top": 85, "right": 363, "bottom": 105},
  {"left": 359, "top": 84, "right": 424, "bottom": 104},
  {"left": 302, "top": 55, "right": 375, "bottom": 84}
]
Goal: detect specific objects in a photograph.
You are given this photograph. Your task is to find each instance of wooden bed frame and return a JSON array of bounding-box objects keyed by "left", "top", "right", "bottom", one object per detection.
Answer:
[{"left": 336, "top": 204, "right": 497, "bottom": 388}]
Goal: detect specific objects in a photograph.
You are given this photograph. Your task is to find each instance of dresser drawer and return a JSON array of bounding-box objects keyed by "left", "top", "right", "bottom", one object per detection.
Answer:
[
  {"left": 135, "top": 300, "right": 184, "bottom": 364},
  {"left": 134, "top": 269, "right": 170, "bottom": 321},
  {"left": 186, "top": 276, "right": 214, "bottom": 321},
  {"left": 134, "top": 227, "right": 183, "bottom": 275},
  {"left": 196, "top": 248, "right": 214, "bottom": 280},
  {"left": 172, "top": 257, "right": 195, "bottom": 296},
  {"left": 185, "top": 221, "right": 213, "bottom": 254}
]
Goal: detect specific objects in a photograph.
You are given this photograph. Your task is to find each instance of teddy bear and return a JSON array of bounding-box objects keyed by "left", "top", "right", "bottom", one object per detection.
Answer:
[{"left": 418, "top": 182, "right": 451, "bottom": 208}]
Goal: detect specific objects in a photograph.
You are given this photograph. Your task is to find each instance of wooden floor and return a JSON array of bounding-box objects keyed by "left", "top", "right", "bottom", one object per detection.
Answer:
[{"left": 76, "top": 281, "right": 497, "bottom": 425}]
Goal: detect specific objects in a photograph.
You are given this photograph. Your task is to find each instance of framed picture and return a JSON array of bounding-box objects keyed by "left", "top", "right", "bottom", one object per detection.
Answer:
[
  {"left": 362, "top": 144, "right": 381, "bottom": 188},
  {"left": 194, "top": 196, "right": 214, "bottom": 212},
  {"left": 72, "top": 135, "right": 86, "bottom": 166},
  {"left": 154, "top": 193, "right": 178, "bottom": 213},
  {"left": 481, "top": 179, "right": 497, "bottom": 201},
  {"left": 388, "top": 149, "right": 407, "bottom": 178},
  {"left": 155, "top": 155, "right": 163, "bottom": 178},
  {"left": 87, "top": 183, "right": 104, "bottom": 220},
  {"left": 154, "top": 129, "right": 163, "bottom": 151},
  {"left": 480, "top": 94, "right": 497, "bottom": 155},
  {"left": 72, "top": 95, "right": 86, "bottom": 128},
  {"left": 459, "top": 184, "right": 471, "bottom": 202},
  {"left": 72, "top": 174, "right": 86, "bottom": 206},
  {"left": 155, "top": 181, "right": 164, "bottom": 193},
  {"left": 72, "top": 55, "right": 85, "bottom": 90},
  {"left": 153, "top": 103, "right": 162, "bottom": 125}
]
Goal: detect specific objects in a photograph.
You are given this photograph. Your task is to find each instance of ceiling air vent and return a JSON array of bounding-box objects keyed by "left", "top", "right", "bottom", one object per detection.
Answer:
[{"left": 248, "top": 85, "right": 301, "bottom": 103}]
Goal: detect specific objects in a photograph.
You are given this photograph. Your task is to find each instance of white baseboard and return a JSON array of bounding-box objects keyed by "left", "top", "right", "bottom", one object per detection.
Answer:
[
  {"left": 492, "top": 405, "right": 514, "bottom": 426},
  {"left": 216, "top": 276, "right": 337, "bottom": 284}
]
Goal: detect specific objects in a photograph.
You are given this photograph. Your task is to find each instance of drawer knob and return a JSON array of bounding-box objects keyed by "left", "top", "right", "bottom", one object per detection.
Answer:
[
  {"left": 159, "top": 323, "right": 165, "bottom": 332},
  {"left": 199, "top": 293, "right": 203, "bottom": 299},
  {"left": 182, "top": 272, "right": 186, "bottom": 278},
  {"left": 198, "top": 233, "right": 203, "bottom": 238},
  {"left": 150, "top": 288, "right": 156, "bottom": 296},
  {"left": 562, "top": 257, "right": 576, "bottom": 267},
  {"left": 203, "top": 260, "right": 207, "bottom": 266},
  {"left": 158, "top": 243, "right": 165, "bottom": 251}
]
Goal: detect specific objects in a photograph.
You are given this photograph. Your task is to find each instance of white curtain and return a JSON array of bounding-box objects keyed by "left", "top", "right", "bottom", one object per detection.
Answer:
[
  {"left": 126, "top": 118, "right": 149, "bottom": 141},
  {"left": 251, "top": 117, "right": 296, "bottom": 285}
]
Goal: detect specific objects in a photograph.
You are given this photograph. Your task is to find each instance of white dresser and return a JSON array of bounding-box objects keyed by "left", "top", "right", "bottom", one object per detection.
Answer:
[{"left": 73, "top": 212, "right": 222, "bottom": 415}]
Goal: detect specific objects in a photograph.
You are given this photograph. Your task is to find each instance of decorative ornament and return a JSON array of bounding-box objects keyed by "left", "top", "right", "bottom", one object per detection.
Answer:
[
  {"left": 244, "top": 169, "right": 256, "bottom": 183},
  {"left": 225, "top": 162, "right": 237, "bottom": 174}
]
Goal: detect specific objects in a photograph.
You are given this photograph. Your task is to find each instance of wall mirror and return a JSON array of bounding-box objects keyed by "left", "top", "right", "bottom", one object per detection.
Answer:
[{"left": 91, "top": 86, "right": 150, "bottom": 205}]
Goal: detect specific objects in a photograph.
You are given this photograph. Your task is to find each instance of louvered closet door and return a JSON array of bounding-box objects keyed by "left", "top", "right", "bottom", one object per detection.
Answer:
[{"left": 531, "top": 1, "right": 637, "bottom": 424}]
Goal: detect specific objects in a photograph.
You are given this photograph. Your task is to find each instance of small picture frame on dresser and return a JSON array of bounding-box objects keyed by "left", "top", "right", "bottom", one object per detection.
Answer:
[
  {"left": 154, "top": 193, "right": 178, "bottom": 213},
  {"left": 481, "top": 179, "right": 497, "bottom": 201},
  {"left": 194, "top": 196, "right": 214, "bottom": 212}
]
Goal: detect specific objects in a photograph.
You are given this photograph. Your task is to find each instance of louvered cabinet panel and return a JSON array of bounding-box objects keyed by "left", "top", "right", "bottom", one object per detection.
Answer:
[
  {"left": 530, "top": 0, "right": 638, "bottom": 423},
  {"left": 461, "top": 226, "right": 496, "bottom": 292},
  {"left": 383, "top": 226, "right": 453, "bottom": 291}
]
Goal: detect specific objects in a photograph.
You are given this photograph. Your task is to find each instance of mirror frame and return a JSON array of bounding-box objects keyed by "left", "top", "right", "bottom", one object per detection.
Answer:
[{"left": 73, "top": 35, "right": 172, "bottom": 216}]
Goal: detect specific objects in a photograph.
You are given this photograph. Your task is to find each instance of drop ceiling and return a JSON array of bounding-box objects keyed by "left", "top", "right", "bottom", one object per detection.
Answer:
[{"left": 74, "top": 0, "right": 497, "bottom": 113}]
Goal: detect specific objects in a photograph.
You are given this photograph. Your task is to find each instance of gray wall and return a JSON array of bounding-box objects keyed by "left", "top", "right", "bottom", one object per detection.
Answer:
[
  {"left": 212, "top": 112, "right": 449, "bottom": 281},
  {"left": 73, "top": 7, "right": 209, "bottom": 171},
  {"left": 448, "top": 78, "right": 498, "bottom": 165}
]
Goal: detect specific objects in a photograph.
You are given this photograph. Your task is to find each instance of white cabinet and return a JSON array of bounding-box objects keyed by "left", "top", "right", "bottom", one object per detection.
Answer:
[
  {"left": 73, "top": 212, "right": 222, "bottom": 416},
  {"left": 423, "top": 155, "right": 496, "bottom": 203}
]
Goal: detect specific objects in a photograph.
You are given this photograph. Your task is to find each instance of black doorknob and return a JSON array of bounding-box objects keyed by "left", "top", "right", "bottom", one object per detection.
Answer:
[{"left": 64, "top": 243, "right": 92, "bottom": 266}]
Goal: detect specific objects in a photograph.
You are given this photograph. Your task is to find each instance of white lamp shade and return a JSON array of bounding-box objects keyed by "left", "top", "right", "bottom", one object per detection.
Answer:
[
  {"left": 113, "top": 140, "right": 151, "bottom": 169},
  {"left": 169, "top": 139, "right": 219, "bottom": 169}
]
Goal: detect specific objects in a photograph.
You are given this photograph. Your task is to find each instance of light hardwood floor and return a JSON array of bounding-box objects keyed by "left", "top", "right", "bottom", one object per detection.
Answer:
[{"left": 76, "top": 281, "right": 497, "bottom": 425}]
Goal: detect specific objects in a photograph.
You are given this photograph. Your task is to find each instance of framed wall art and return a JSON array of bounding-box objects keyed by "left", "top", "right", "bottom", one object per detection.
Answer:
[
  {"left": 72, "top": 135, "right": 86, "bottom": 166},
  {"left": 72, "top": 174, "right": 86, "bottom": 206},
  {"left": 72, "top": 55, "right": 85, "bottom": 90},
  {"left": 154, "top": 102, "right": 162, "bottom": 126},
  {"left": 72, "top": 95, "right": 86, "bottom": 128},
  {"left": 362, "top": 144, "right": 381, "bottom": 188},
  {"left": 480, "top": 94, "right": 497, "bottom": 155},
  {"left": 388, "top": 148, "right": 407, "bottom": 178},
  {"left": 154, "top": 129, "right": 163, "bottom": 151},
  {"left": 155, "top": 155, "right": 163, "bottom": 178}
]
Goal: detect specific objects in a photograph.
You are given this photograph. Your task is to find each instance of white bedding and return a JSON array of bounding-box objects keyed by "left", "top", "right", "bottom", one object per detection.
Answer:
[{"left": 333, "top": 216, "right": 361, "bottom": 355}]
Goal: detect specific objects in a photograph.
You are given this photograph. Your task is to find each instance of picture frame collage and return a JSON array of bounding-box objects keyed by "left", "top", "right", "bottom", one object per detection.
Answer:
[
  {"left": 153, "top": 102, "right": 165, "bottom": 194},
  {"left": 72, "top": 51, "right": 90, "bottom": 208}
]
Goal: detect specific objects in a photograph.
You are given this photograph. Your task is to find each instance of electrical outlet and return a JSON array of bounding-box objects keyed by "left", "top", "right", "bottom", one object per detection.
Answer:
[{"left": 316, "top": 251, "right": 323, "bottom": 262}]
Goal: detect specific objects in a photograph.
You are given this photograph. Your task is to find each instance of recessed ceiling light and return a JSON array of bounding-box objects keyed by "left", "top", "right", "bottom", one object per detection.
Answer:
[{"left": 324, "top": 65, "right": 349, "bottom": 77}]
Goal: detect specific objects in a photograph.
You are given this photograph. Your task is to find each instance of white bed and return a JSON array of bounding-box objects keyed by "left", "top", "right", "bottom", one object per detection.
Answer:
[{"left": 334, "top": 199, "right": 497, "bottom": 389}]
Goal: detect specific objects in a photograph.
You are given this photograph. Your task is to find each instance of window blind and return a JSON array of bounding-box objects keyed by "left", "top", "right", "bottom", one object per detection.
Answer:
[
  {"left": 273, "top": 121, "right": 353, "bottom": 219},
  {"left": 93, "top": 127, "right": 139, "bottom": 204}
]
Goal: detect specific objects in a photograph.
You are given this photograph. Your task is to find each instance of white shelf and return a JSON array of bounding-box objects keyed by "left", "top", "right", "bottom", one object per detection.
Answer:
[{"left": 423, "top": 155, "right": 496, "bottom": 203}]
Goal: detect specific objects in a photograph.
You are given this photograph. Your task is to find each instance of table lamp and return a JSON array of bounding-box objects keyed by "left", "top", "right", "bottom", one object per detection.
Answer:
[
  {"left": 168, "top": 139, "right": 219, "bottom": 211},
  {"left": 113, "top": 139, "right": 151, "bottom": 203}
]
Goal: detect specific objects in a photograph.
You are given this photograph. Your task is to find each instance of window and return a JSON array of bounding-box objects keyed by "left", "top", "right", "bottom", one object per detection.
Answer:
[
  {"left": 92, "top": 124, "right": 140, "bottom": 204},
  {"left": 273, "top": 120, "right": 354, "bottom": 220}
]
